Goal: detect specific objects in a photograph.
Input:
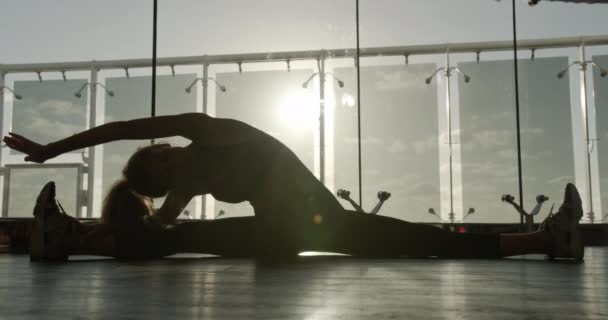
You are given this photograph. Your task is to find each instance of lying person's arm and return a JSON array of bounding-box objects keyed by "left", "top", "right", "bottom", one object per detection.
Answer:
[{"left": 3, "top": 112, "right": 258, "bottom": 163}]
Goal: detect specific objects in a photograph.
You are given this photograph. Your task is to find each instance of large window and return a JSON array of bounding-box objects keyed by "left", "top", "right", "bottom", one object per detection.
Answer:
[
  {"left": 213, "top": 68, "right": 317, "bottom": 218},
  {"left": 358, "top": 1, "right": 513, "bottom": 223},
  {"left": 1, "top": 1, "right": 608, "bottom": 226},
  {"left": 102, "top": 73, "right": 197, "bottom": 219},
  {"left": 157, "top": 0, "right": 357, "bottom": 219},
  {"left": 459, "top": 56, "right": 575, "bottom": 223},
  {"left": 0, "top": 1, "right": 151, "bottom": 218},
  {"left": 517, "top": 0, "right": 608, "bottom": 224},
  {"left": 519, "top": 56, "right": 576, "bottom": 223},
  {"left": 2, "top": 77, "right": 89, "bottom": 217},
  {"left": 333, "top": 63, "right": 440, "bottom": 221},
  {"left": 458, "top": 59, "right": 518, "bottom": 223},
  {"left": 11, "top": 79, "right": 88, "bottom": 151},
  {"left": 594, "top": 54, "right": 608, "bottom": 223},
  {"left": 5, "top": 167, "right": 80, "bottom": 218}
]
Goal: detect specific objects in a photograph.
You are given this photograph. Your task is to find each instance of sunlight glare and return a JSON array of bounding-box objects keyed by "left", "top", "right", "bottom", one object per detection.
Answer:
[
  {"left": 279, "top": 91, "right": 317, "bottom": 130},
  {"left": 341, "top": 93, "right": 355, "bottom": 108}
]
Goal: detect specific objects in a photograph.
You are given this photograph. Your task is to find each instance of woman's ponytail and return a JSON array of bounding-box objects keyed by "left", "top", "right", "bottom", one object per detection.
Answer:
[{"left": 101, "top": 179, "right": 152, "bottom": 231}]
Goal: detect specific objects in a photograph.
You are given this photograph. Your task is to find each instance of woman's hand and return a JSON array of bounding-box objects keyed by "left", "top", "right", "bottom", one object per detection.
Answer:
[
  {"left": 142, "top": 214, "right": 172, "bottom": 232},
  {"left": 2, "top": 132, "right": 52, "bottom": 163}
]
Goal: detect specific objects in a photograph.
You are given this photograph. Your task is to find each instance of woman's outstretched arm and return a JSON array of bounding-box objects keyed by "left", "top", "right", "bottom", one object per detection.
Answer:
[
  {"left": 3, "top": 112, "right": 256, "bottom": 163},
  {"left": 3, "top": 113, "right": 200, "bottom": 162}
]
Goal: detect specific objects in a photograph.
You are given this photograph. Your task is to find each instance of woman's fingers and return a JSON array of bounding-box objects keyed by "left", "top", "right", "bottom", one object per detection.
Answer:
[
  {"left": 5, "top": 137, "right": 22, "bottom": 146},
  {"left": 3, "top": 138, "right": 21, "bottom": 150},
  {"left": 5, "top": 134, "right": 38, "bottom": 148},
  {"left": 8, "top": 132, "right": 26, "bottom": 140},
  {"left": 2, "top": 134, "right": 46, "bottom": 163},
  {"left": 4, "top": 136, "right": 26, "bottom": 149},
  {"left": 6, "top": 132, "right": 34, "bottom": 147},
  {"left": 3, "top": 136, "right": 23, "bottom": 148},
  {"left": 4, "top": 136, "right": 37, "bottom": 158}
]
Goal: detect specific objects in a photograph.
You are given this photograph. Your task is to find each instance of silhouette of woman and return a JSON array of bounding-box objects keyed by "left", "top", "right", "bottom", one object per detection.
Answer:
[{"left": 3, "top": 113, "right": 584, "bottom": 261}]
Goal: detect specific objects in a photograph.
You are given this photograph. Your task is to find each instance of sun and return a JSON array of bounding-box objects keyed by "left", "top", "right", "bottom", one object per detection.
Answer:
[{"left": 278, "top": 91, "right": 318, "bottom": 130}]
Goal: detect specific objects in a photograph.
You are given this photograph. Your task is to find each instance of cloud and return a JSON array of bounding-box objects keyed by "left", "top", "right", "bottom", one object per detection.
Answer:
[
  {"left": 104, "top": 153, "right": 129, "bottom": 166},
  {"left": 491, "top": 111, "right": 514, "bottom": 121},
  {"left": 547, "top": 175, "right": 574, "bottom": 185},
  {"left": 342, "top": 135, "right": 436, "bottom": 155},
  {"left": 520, "top": 127, "right": 545, "bottom": 136},
  {"left": 343, "top": 136, "right": 384, "bottom": 146},
  {"left": 363, "top": 168, "right": 381, "bottom": 177},
  {"left": 414, "top": 136, "right": 438, "bottom": 154},
  {"left": 408, "top": 182, "right": 439, "bottom": 196},
  {"left": 24, "top": 117, "right": 83, "bottom": 139},
  {"left": 462, "top": 161, "right": 517, "bottom": 178},
  {"left": 374, "top": 70, "right": 427, "bottom": 91},
  {"left": 37, "top": 99, "right": 85, "bottom": 119},
  {"left": 463, "top": 129, "right": 515, "bottom": 151},
  {"left": 13, "top": 97, "right": 86, "bottom": 143},
  {"left": 104, "top": 115, "right": 118, "bottom": 123},
  {"left": 364, "top": 171, "right": 429, "bottom": 190},
  {"left": 496, "top": 149, "right": 518, "bottom": 160},
  {"left": 387, "top": 140, "right": 408, "bottom": 153}
]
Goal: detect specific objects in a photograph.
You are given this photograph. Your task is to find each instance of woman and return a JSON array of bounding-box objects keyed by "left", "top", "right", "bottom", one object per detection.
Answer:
[{"left": 4, "top": 113, "right": 584, "bottom": 261}]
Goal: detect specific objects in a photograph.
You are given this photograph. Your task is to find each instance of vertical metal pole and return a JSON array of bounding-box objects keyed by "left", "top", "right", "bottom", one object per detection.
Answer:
[
  {"left": 355, "top": 0, "right": 363, "bottom": 207},
  {"left": 512, "top": 0, "right": 525, "bottom": 230},
  {"left": 151, "top": 0, "right": 158, "bottom": 119},
  {"left": 76, "top": 165, "right": 84, "bottom": 217},
  {"left": 579, "top": 44, "right": 595, "bottom": 223},
  {"left": 2, "top": 169, "right": 10, "bottom": 217},
  {"left": 446, "top": 53, "right": 455, "bottom": 223},
  {"left": 200, "top": 63, "right": 209, "bottom": 219},
  {"left": 0, "top": 72, "right": 5, "bottom": 216},
  {"left": 319, "top": 58, "right": 326, "bottom": 184},
  {"left": 87, "top": 68, "right": 98, "bottom": 218},
  {"left": 202, "top": 64, "right": 209, "bottom": 114}
]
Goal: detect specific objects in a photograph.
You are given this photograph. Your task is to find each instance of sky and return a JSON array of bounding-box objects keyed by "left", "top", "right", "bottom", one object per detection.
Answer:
[{"left": 1, "top": 0, "right": 607, "bottom": 222}]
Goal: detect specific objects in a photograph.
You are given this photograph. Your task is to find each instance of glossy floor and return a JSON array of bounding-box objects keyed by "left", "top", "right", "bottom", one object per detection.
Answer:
[{"left": 1, "top": 248, "right": 607, "bottom": 319}]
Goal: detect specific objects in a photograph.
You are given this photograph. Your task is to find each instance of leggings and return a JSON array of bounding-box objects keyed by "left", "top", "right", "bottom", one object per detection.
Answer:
[{"left": 114, "top": 212, "right": 501, "bottom": 260}]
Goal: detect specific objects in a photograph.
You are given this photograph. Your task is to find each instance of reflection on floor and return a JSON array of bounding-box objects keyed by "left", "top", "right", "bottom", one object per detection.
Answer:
[{"left": 1, "top": 248, "right": 606, "bottom": 319}]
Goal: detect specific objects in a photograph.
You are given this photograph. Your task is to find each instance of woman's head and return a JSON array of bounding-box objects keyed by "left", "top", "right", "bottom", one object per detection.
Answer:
[
  {"left": 123, "top": 143, "right": 173, "bottom": 197},
  {"left": 101, "top": 179, "right": 153, "bottom": 230}
]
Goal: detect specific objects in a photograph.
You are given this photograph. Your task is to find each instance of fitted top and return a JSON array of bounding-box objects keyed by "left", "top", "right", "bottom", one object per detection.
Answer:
[{"left": 187, "top": 131, "right": 282, "bottom": 204}]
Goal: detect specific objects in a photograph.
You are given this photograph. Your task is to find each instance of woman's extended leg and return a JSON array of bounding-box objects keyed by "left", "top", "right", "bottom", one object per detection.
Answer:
[
  {"left": 112, "top": 217, "right": 259, "bottom": 259},
  {"left": 258, "top": 150, "right": 581, "bottom": 260},
  {"left": 298, "top": 183, "right": 583, "bottom": 260},
  {"left": 322, "top": 212, "right": 548, "bottom": 258},
  {"left": 29, "top": 181, "right": 260, "bottom": 260},
  {"left": 90, "top": 183, "right": 585, "bottom": 260},
  {"left": 29, "top": 182, "right": 116, "bottom": 260},
  {"left": 31, "top": 181, "right": 582, "bottom": 261}
]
